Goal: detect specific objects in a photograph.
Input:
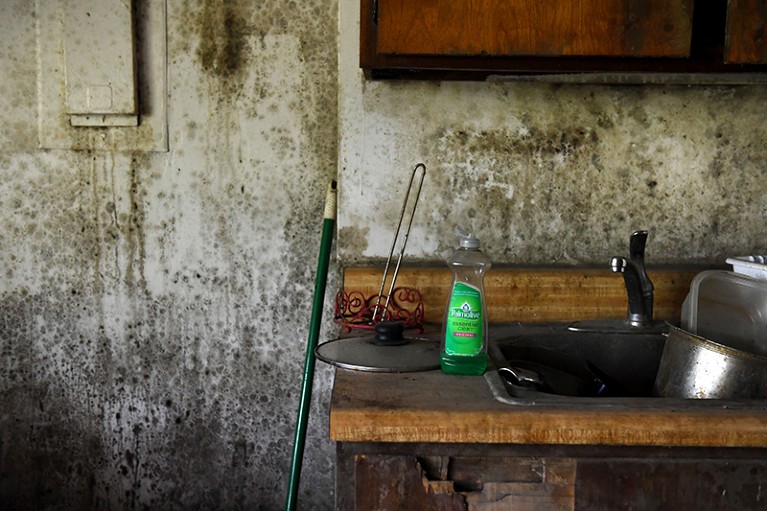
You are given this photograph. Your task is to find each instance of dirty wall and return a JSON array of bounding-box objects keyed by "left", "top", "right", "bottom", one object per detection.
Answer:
[
  {"left": 1, "top": 0, "right": 338, "bottom": 509},
  {"left": 338, "top": 2, "right": 767, "bottom": 266},
  {"left": 3, "top": 0, "right": 767, "bottom": 510}
]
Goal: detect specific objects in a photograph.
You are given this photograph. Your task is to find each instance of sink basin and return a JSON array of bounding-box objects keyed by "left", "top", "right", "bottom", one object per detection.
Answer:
[
  {"left": 488, "top": 323, "right": 666, "bottom": 402},
  {"left": 486, "top": 323, "right": 767, "bottom": 409},
  {"left": 487, "top": 323, "right": 671, "bottom": 405}
]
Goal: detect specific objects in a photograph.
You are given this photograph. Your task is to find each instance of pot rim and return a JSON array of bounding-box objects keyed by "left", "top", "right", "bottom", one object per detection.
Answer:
[{"left": 667, "top": 324, "right": 767, "bottom": 363}]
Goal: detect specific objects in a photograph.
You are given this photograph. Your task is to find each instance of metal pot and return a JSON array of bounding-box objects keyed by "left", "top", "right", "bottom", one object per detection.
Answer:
[{"left": 653, "top": 325, "right": 767, "bottom": 399}]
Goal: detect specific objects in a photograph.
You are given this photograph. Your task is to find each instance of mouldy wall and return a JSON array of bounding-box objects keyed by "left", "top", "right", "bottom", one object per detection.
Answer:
[
  {"left": 338, "top": 2, "right": 767, "bottom": 267},
  {"left": 1, "top": 1, "right": 338, "bottom": 509},
  {"left": 3, "top": 1, "right": 767, "bottom": 509}
]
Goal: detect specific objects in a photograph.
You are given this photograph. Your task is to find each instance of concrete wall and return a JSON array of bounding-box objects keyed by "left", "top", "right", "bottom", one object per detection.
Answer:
[
  {"left": 1, "top": 0, "right": 338, "bottom": 509},
  {"left": 2, "top": 0, "right": 767, "bottom": 509}
]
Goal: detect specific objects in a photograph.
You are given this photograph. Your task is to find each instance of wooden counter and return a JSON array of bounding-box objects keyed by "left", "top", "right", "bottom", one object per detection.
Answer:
[
  {"left": 330, "top": 368, "right": 767, "bottom": 447},
  {"left": 331, "top": 266, "right": 767, "bottom": 509},
  {"left": 334, "top": 266, "right": 767, "bottom": 447}
]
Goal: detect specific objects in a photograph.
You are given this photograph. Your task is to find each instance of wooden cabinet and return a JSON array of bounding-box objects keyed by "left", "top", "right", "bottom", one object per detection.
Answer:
[
  {"left": 375, "top": 0, "right": 693, "bottom": 58},
  {"left": 330, "top": 360, "right": 767, "bottom": 510},
  {"left": 360, "top": 0, "right": 767, "bottom": 80},
  {"left": 337, "top": 443, "right": 767, "bottom": 510},
  {"left": 725, "top": 0, "right": 767, "bottom": 63}
]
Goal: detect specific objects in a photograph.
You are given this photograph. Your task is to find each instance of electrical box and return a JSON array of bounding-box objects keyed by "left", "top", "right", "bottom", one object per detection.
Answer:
[
  {"left": 63, "top": 0, "right": 138, "bottom": 127},
  {"left": 38, "top": 0, "right": 167, "bottom": 151}
]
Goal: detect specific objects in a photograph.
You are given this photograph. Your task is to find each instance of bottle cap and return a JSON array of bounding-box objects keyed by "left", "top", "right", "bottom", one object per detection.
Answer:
[{"left": 455, "top": 227, "right": 480, "bottom": 249}]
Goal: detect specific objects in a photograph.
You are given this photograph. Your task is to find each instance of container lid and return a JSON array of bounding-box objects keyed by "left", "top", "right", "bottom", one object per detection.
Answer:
[
  {"left": 681, "top": 270, "right": 767, "bottom": 357},
  {"left": 315, "top": 336, "right": 440, "bottom": 372},
  {"left": 726, "top": 255, "right": 767, "bottom": 281}
]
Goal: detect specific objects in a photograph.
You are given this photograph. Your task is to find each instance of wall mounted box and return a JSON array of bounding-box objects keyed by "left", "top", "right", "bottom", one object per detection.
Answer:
[
  {"left": 63, "top": 0, "right": 138, "bottom": 127},
  {"left": 37, "top": 0, "right": 167, "bottom": 151}
]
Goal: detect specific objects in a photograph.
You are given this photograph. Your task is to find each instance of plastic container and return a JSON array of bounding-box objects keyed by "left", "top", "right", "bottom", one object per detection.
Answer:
[
  {"left": 441, "top": 228, "right": 492, "bottom": 375},
  {"left": 681, "top": 270, "right": 767, "bottom": 357},
  {"left": 726, "top": 255, "right": 767, "bottom": 281}
]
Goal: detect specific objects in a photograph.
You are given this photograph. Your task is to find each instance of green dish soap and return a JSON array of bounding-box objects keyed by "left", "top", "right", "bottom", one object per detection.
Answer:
[{"left": 441, "top": 228, "right": 492, "bottom": 375}]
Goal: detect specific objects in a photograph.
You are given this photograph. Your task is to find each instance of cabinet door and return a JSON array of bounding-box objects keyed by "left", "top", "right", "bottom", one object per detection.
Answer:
[
  {"left": 351, "top": 454, "right": 577, "bottom": 511},
  {"left": 375, "top": 0, "right": 693, "bottom": 58},
  {"left": 576, "top": 459, "right": 767, "bottom": 510},
  {"left": 725, "top": 0, "right": 767, "bottom": 63}
]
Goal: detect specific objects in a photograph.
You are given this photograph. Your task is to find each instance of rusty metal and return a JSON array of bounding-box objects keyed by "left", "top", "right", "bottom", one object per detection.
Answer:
[{"left": 334, "top": 287, "right": 424, "bottom": 333}]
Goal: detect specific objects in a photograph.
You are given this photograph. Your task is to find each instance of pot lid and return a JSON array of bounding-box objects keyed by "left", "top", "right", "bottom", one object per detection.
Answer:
[{"left": 315, "top": 335, "right": 440, "bottom": 372}]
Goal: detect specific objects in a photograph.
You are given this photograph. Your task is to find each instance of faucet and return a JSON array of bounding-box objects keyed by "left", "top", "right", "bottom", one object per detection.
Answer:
[
  {"left": 568, "top": 229, "right": 665, "bottom": 334},
  {"left": 610, "top": 230, "right": 654, "bottom": 327}
]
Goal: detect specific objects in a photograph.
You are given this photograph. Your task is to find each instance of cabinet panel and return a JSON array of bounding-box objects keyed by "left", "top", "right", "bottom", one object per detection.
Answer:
[
  {"left": 725, "top": 0, "right": 767, "bottom": 63},
  {"left": 337, "top": 443, "right": 767, "bottom": 511},
  {"left": 377, "top": 0, "right": 693, "bottom": 58},
  {"left": 354, "top": 455, "right": 466, "bottom": 510},
  {"left": 576, "top": 459, "right": 767, "bottom": 510},
  {"left": 352, "top": 454, "right": 576, "bottom": 511},
  {"left": 360, "top": 0, "right": 767, "bottom": 81}
]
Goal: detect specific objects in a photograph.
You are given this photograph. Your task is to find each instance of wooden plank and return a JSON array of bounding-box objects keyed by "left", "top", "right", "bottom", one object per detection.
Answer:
[
  {"left": 341, "top": 266, "right": 700, "bottom": 324},
  {"left": 576, "top": 459, "right": 767, "bottom": 510},
  {"left": 725, "top": 0, "right": 767, "bottom": 63},
  {"left": 329, "top": 370, "right": 767, "bottom": 446},
  {"left": 354, "top": 455, "right": 467, "bottom": 510},
  {"left": 376, "top": 0, "right": 693, "bottom": 58}
]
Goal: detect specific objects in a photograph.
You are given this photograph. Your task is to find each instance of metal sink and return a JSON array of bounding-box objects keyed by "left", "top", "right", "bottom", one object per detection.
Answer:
[
  {"left": 487, "top": 323, "right": 666, "bottom": 403},
  {"left": 486, "top": 323, "right": 767, "bottom": 411},
  {"left": 484, "top": 230, "right": 767, "bottom": 409}
]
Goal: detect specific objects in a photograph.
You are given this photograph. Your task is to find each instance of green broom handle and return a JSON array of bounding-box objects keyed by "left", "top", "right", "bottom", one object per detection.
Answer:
[{"left": 285, "top": 180, "right": 337, "bottom": 511}]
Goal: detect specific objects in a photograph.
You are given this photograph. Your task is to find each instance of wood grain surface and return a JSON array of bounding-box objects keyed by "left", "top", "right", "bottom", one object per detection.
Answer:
[
  {"left": 342, "top": 266, "right": 700, "bottom": 324},
  {"left": 725, "top": 0, "right": 767, "bottom": 63},
  {"left": 376, "top": 0, "right": 693, "bottom": 57},
  {"left": 330, "top": 369, "right": 767, "bottom": 446},
  {"left": 331, "top": 266, "right": 767, "bottom": 447}
]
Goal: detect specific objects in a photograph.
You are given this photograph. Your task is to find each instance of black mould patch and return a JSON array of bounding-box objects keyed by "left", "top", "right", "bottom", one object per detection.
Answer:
[
  {"left": 337, "top": 225, "right": 371, "bottom": 264},
  {"left": 2, "top": 1, "right": 340, "bottom": 509},
  {"left": 439, "top": 125, "right": 596, "bottom": 165},
  {"left": 196, "top": 0, "right": 249, "bottom": 80}
]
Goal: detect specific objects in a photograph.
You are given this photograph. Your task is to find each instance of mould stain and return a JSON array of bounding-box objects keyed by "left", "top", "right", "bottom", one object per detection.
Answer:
[
  {"left": 338, "top": 225, "right": 371, "bottom": 263},
  {"left": 125, "top": 155, "right": 149, "bottom": 294},
  {"left": 196, "top": 0, "right": 249, "bottom": 80},
  {"left": 387, "top": 85, "right": 757, "bottom": 264},
  {"left": 2, "top": 0, "right": 338, "bottom": 495}
]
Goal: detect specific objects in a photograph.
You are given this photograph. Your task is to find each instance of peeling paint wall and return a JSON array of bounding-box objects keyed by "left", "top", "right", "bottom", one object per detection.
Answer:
[
  {"left": 338, "top": 3, "right": 767, "bottom": 267},
  {"left": 1, "top": 0, "right": 338, "bottom": 509}
]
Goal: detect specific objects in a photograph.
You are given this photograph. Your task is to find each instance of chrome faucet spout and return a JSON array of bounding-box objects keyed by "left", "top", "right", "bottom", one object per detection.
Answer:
[
  {"left": 611, "top": 231, "right": 654, "bottom": 326},
  {"left": 568, "top": 230, "right": 664, "bottom": 335}
]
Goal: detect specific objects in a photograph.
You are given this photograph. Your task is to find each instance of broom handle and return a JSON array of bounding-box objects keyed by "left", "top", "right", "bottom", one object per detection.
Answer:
[{"left": 285, "top": 180, "right": 337, "bottom": 511}]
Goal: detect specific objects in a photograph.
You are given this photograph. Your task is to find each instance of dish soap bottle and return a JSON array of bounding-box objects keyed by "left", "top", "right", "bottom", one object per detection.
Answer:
[{"left": 441, "top": 228, "right": 492, "bottom": 375}]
